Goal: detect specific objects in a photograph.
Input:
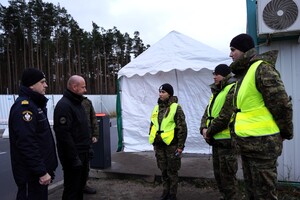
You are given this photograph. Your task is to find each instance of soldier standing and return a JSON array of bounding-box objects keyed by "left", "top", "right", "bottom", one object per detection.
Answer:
[
  {"left": 149, "top": 83, "right": 187, "bottom": 200},
  {"left": 82, "top": 96, "right": 99, "bottom": 194},
  {"left": 229, "top": 33, "right": 293, "bottom": 199},
  {"left": 200, "top": 64, "right": 239, "bottom": 200}
]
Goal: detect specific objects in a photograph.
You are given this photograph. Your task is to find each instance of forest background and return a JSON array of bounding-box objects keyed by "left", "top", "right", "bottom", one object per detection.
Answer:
[{"left": 0, "top": 0, "right": 149, "bottom": 94}]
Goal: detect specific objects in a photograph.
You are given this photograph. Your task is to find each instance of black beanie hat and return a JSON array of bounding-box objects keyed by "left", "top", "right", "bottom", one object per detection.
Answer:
[
  {"left": 230, "top": 33, "right": 255, "bottom": 53},
  {"left": 159, "top": 83, "right": 174, "bottom": 96},
  {"left": 21, "top": 68, "right": 45, "bottom": 87},
  {"left": 214, "top": 64, "right": 231, "bottom": 77}
]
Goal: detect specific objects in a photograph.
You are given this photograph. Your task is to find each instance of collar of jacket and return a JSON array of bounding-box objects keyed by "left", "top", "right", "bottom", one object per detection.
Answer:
[
  {"left": 157, "top": 96, "right": 178, "bottom": 107},
  {"left": 64, "top": 89, "right": 84, "bottom": 104},
  {"left": 229, "top": 48, "right": 257, "bottom": 75},
  {"left": 210, "top": 74, "right": 235, "bottom": 95},
  {"left": 229, "top": 49, "right": 278, "bottom": 76},
  {"left": 19, "top": 85, "right": 48, "bottom": 108}
]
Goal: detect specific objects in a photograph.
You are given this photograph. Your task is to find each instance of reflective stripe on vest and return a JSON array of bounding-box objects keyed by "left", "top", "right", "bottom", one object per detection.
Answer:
[
  {"left": 149, "top": 103, "right": 178, "bottom": 145},
  {"left": 235, "top": 60, "right": 279, "bottom": 137},
  {"left": 206, "top": 83, "right": 235, "bottom": 139}
]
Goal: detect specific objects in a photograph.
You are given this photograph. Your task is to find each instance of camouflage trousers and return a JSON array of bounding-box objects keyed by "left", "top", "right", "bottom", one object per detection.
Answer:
[
  {"left": 236, "top": 134, "right": 283, "bottom": 200},
  {"left": 154, "top": 144, "right": 181, "bottom": 196},
  {"left": 212, "top": 139, "right": 239, "bottom": 200}
]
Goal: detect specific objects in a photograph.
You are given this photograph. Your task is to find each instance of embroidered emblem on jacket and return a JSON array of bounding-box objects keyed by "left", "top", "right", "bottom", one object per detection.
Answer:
[{"left": 22, "top": 111, "right": 33, "bottom": 122}]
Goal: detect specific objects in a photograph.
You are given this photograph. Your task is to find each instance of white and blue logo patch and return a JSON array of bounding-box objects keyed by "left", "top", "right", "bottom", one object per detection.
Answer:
[{"left": 22, "top": 111, "right": 33, "bottom": 122}]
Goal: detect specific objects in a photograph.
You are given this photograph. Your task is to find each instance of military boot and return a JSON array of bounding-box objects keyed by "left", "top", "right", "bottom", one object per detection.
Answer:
[{"left": 83, "top": 185, "right": 97, "bottom": 194}]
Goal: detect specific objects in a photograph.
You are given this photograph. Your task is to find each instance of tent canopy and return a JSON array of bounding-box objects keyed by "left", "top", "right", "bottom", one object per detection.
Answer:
[
  {"left": 118, "top": 30, "right": 231, "bottom": 78},
  {"left": 117, "top": 30, "right": 232, "bottom": 153}
]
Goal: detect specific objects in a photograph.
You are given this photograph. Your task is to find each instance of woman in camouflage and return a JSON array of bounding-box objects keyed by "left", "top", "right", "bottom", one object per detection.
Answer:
[{"left": 149, "top": 83, "right": 187, "bottom": 200}]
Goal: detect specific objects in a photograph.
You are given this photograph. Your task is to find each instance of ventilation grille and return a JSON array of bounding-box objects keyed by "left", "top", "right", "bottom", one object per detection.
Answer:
[{"left": 258, "top": 0, "right": 300, "bottom": 35}]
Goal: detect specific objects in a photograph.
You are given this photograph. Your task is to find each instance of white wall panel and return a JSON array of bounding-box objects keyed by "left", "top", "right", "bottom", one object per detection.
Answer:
[
  {"left": 0, "top": 94, "right": 116, "bottom": 128},
  {"left": 260, "top": 39, "right": 300, "bottom": 182}
]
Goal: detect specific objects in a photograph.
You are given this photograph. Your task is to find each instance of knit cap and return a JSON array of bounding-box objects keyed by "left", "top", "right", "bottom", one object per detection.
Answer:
[
  {"left": 21, "top": 68, "right": 45, "bottom": 87},
  {"left": 214, "top": 64, "right": 231, "bottom": 77},
  {"left": 159, "top": 83, "right": 174, "bottom": 96},
  {"left": 230, "top": 33, "right": 255, "bottom": 53}
]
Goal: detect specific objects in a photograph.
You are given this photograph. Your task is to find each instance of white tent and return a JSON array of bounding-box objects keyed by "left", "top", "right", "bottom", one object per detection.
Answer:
[{"left": 117, "top": 30, "right": 232, "bottom": 153}]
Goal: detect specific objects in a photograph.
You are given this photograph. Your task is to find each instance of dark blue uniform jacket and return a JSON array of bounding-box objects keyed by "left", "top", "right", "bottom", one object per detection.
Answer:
[{"left": 9, "top": 86, "right": 58, "bottom": 185}]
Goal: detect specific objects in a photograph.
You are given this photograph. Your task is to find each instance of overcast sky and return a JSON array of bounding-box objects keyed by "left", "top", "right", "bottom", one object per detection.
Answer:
[{"left": 1, "top": 0, "right": 247, "bottom": 54}]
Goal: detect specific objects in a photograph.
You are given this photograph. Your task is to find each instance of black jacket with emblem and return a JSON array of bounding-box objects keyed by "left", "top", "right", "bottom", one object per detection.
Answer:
[
  {"left": 53, "top": 89, "right": 90, "bottom": 168},
  {"left": 9, "top": 85, "right": 58, "bottom": 184}
]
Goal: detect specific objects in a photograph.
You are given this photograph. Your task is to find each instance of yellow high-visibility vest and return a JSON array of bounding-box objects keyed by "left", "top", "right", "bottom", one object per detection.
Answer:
[
  {"left": 234, "top": 60, "right": 279, "bottom": 137},
  {"left": 149, "top": 103, "right": 178, "bottom": 145},
  {"left": 206, "top": 83, "right": 235, "bottom": 139}
]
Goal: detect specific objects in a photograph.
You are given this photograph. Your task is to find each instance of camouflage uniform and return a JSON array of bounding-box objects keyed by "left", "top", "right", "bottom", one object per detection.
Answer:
[
  {"left": 82, "top": 97, "right": 99, "bottom": 140},
  {"left": 150, "top": 96, "right": 187, "bottom": 199},
  {"left": 81, "top": 97, "right": 100, "bottom": 192},
  {"left": 200, "top": 75, "right": 239, "bottom": 200},
  {"left": 229, "top": 49, "right": 293, "bottom": 200}
]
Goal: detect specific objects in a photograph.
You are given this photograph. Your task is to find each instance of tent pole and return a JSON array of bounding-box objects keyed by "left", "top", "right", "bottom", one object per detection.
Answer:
[{"left": 116, "top": 78, "right": 124, "bottom": 152}]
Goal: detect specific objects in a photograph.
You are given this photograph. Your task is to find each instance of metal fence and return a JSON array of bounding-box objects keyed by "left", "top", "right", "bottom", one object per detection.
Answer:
[{"left": 0, "top": 94, "right": 117, "bottom": 129}]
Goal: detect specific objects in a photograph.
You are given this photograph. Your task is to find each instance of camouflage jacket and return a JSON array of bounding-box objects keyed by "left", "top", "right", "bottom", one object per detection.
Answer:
[
  {"left": 229, "top": 48, "right": 293, "bottom": 140},
  {"left": 150, "top": 96, "right": 187, "bottom": 149},
  {"left": 200, "top": 74, "right": 236, "bottom": 138},
  {"left": 82, "top": 97, "right": 99, "bottom": 139}
]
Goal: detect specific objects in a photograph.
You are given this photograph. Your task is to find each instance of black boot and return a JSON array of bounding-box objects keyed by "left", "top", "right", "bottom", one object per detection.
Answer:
[
  {"left": 83, "top": 185, "right": 97, "bottom": 194},
  {"left": 159, "top": 190, "right": 169, "bottom": 200}
]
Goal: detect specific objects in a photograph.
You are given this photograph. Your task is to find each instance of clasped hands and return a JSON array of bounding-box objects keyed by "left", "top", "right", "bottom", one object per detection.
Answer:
[
  {"left": 39, "top": 173, "right": 52, "bottom": 185},
  {"left": 202, "top": 128, "right": 213, "bottom": 145}
]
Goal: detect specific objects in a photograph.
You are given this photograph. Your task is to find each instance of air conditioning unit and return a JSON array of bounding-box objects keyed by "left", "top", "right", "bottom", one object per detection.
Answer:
[{"left": 257, "top": 0, "right": 300, "bottom": 36}]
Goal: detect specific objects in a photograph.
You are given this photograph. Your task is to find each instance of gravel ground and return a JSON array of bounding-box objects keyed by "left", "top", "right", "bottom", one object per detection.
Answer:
[
  {"left": 48, "top": 177, "right": 223, "bottom": 200},
  {"left": 48, "top": 177, "right": 300, "bottom": 200}
]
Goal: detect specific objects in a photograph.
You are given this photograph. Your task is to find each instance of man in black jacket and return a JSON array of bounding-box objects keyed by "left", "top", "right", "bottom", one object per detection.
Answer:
[
  {"left": 9, "top": 68, "right": 58, "bottom": 200},
  {"left": 54, "top": 75, "right": 90, "bottom": 200}
]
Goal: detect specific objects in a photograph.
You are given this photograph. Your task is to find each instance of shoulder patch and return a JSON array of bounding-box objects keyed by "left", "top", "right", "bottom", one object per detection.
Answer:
[
  {"left": 22, "top": 111, "right": 33, "bottom": 122},
  {"left": 21, "top": 100, "right": 29, "bottom": 105}
]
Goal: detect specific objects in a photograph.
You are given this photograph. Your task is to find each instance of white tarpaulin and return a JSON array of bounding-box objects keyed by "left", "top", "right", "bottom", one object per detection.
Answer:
[{"left": 118, "top": 30, "right": 232, "bottom": 153}]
